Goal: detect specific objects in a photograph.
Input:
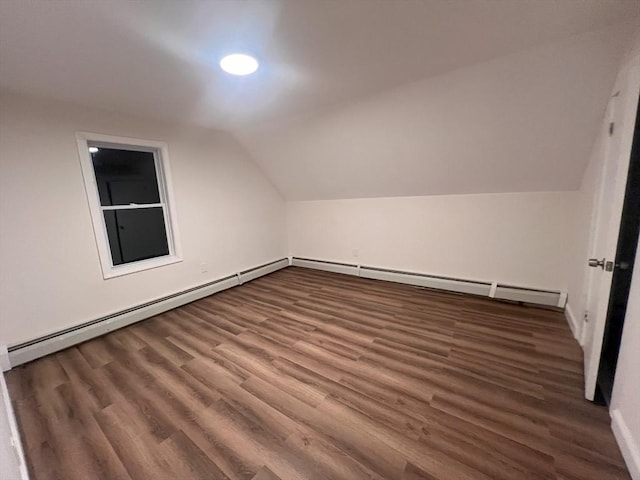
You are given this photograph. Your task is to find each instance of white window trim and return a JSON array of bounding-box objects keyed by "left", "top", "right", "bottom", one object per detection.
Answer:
[{"left": 76, "top": 132, "right": 182, "bottom": 279}]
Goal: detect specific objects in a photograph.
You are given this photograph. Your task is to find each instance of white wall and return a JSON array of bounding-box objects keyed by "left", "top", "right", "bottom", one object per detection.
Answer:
[
  {"left": 0, "top": 92, "right": 286, "bottom": 346},
  {"left": 611, "top": 242, "right": 640, "bottom": 479},
  {"left": 287, "top": 192, "right": 577, "bottom": 291}
]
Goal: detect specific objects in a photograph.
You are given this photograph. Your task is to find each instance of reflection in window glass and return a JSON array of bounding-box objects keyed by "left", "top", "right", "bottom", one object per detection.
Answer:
[
  {"left": 92, "top": 148, "right": 160, "bottom": 206},
  {"left": 103, "top": 208, "right": 169, "bottom": 265}
]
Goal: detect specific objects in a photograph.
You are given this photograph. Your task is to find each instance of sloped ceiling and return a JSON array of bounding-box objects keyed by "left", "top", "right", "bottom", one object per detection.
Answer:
[
  {"left": 237, "top": 25, "right": 636, "bottom": 200},
  {"left": 1, "top": 1, "right": 638, "bottom": 199}
]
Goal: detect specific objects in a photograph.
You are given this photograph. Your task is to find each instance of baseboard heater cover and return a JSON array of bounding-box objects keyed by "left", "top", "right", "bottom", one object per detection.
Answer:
[
  {"left": 493, "top": 284, "right": 561, "bottom": 307},
  {"left": 291, "top": 257, "right": 565, "bottom": 308},
  {"left": 291, "top": 257, "right": 359, "bottom": 276},
  {"left": 239, "top": 258, "right": 289, "bottom": 284},
  {"left": 360, "top": 266, "right": 492, "bottom": 297},
  {"left": 7, "top": 258, "right": 288, "bottom": 369}
]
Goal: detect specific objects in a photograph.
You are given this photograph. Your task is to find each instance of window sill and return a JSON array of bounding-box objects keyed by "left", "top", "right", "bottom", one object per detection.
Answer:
[{"left": 102, "top": 255, "right": 182, "bottom": 279}]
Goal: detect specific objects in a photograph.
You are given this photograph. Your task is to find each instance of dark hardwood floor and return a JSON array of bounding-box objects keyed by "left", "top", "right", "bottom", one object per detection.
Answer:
[{"left": 6, "top": 267, "right": 630, "bottom": 480}]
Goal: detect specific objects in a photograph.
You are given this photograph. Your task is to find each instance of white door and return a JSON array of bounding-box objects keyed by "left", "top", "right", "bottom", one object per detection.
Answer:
[{"left": 583, "top": 57, "right": 640, "bottom": 401}]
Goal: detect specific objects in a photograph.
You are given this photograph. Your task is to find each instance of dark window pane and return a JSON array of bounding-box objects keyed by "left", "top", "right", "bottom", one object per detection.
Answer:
[
  {"left": 92, "top": 148, "right": 161, "bottom": 206},
  {"left": 103, "top": 208, "right": 169, "bottom": 265}
]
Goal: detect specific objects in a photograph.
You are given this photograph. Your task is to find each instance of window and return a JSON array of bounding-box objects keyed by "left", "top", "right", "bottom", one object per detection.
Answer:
[{"left": 77, "top": 133, "right": 181, "bottom": 278}]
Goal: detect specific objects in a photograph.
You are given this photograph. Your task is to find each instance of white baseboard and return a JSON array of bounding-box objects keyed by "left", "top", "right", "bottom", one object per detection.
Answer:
[
  {"left": 564, "top": 303, "right": 582, "bottom": 345},
  {"left": 612, "top": 409, "right": 640, "bottom": 480},
  {"left": 291, "top": 257, "right": 565, "bottom": 308},
  {"left": 291, "top": 257, "right": 359, "bottom": 276},
  {"left": 1, "top": 372, "right": 29, "bottom": 479},
  {"left": 239, "top": 259, "right": 288, "bottom": 284},
  {"left": 492, "top": 284, "right": 563, "bottom": 308},
  {"left": 6, "top": 256, "right": 567, "bottom": 368},
  {"left": 359, "top": 267, "right": 491, "bottom": 297},
  {"left": 7, "top": 258, "right": 288, "bottom": 368}
]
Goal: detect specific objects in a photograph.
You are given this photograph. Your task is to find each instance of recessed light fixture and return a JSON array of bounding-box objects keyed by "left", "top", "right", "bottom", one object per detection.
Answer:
[
  {"left": 219, "top": 53, "right": 259, "bottom": 76},
  {"left": 89, "top": 146, "right": 99, "bottom": 153}
]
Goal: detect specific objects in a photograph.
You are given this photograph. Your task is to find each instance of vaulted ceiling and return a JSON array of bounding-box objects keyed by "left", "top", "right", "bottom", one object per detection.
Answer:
[{"left": 1, "top": 0, "right": 638, "bottom": 199}]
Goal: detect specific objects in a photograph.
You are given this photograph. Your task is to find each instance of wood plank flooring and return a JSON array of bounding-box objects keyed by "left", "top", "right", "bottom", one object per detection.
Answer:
[{"left": 6, "top": 267, "right": 630, "bottom": 480}]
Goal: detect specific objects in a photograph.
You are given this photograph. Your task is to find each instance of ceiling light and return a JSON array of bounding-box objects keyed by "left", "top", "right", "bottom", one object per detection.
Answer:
[
  {"left": 219, "top": 54, "right": 259, "bottom": 76},
  {"left": 89, "top": 147, "right": 99, "bottom": 153}
]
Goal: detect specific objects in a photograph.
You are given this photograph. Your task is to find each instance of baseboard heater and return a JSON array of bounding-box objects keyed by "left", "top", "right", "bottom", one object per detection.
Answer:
[
  {"left": 6, "top": 258, "right": 289, "bottom": 369},
  {"left": 291, "top": 257, "right": 566, "bottom": 309},
  {"left": 6, "top": 256, "right": 564, "bottom": 369}
]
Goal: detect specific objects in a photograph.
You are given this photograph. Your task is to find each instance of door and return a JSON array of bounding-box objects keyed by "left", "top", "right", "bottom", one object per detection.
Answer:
[
  {"left": 583, "top": 57, "right": 640, "bottom": 401},
  {"left": 596, "top": 94, "right": 640, "bottom": 404}
]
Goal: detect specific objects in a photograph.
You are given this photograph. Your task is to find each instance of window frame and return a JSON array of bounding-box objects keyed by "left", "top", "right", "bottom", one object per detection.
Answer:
[{"left": 76, "top": 132, "right": 182, "bottom": 279}]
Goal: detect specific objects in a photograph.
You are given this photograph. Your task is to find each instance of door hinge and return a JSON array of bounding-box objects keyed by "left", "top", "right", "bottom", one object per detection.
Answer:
[{"left": 609, "top": 122, "right": 615, "bottom": 136}]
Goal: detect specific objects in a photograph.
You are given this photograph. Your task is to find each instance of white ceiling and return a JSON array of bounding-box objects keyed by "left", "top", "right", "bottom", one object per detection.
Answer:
[
  {"left": 238, "top": 24, "right": 636, "bottom": 199},
  {"left": 1, "top": 0, "right": 639, "bottom": 199}
]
